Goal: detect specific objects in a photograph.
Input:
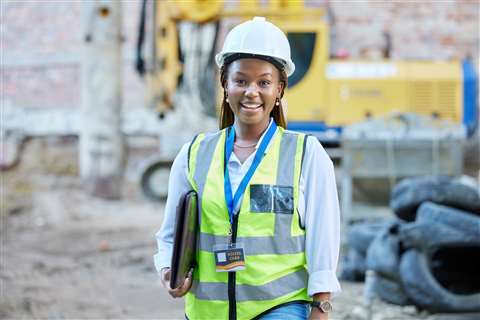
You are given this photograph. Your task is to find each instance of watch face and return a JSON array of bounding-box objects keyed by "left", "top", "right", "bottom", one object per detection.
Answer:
[{"left": 320, "top": 301, "right": 333, "bottom": 313}]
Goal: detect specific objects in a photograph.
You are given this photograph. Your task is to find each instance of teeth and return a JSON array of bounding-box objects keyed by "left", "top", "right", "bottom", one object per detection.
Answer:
[{"left": 242, "top": 104, "right": 262, "bottom": 109}]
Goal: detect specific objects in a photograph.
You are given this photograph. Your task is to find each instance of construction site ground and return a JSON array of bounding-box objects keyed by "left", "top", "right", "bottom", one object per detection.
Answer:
[{"left": 1, "top": 137, "right": 478, "bottom": 320}]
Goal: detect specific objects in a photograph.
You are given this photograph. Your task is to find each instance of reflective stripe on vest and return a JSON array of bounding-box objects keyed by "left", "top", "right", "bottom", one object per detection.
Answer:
[
  {"left": 190, "top": 131, "right": 222, "bottom": 228},
  {"left": 191, "top": 268, "right": 308, "bottom": 301}
]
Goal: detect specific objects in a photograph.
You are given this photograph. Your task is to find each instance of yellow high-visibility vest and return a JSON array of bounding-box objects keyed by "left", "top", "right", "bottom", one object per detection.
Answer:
[{"left": 186, "top": 126, "right": 310, "bottom": 320}]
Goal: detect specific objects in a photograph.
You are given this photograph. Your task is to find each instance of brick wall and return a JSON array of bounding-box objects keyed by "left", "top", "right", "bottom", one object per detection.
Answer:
[
  {"left": 1, "top": 1, "right": 144, "bottom": 110},
  {"left": 1, "top": 0, "right": 479, "bottom": 110},
  {"left": 329, "top": 0, "right": 479, "bottom": 60}
]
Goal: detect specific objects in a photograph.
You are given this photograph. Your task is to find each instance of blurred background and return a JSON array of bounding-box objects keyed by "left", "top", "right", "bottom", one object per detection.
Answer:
[{"left": 1, "top": 1, "right": 479, "bottom": 319}]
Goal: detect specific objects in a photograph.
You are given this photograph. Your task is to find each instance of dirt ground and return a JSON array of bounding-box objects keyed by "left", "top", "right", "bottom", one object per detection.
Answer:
[{"left": 1, "top": 138, "right": 478, "bottom": 320}]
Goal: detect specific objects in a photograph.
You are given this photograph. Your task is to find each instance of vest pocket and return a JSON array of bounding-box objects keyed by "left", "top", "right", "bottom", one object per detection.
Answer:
[{"left": 250, "top": 184, "right": 294, "bottom": 214}]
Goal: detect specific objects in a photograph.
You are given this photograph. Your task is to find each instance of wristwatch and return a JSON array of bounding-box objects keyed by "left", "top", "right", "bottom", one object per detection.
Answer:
[{"left": 311, "top": 300, "right": 333, "bottom": 313}]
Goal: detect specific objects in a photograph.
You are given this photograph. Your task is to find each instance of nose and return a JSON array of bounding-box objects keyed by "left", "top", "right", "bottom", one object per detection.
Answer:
[{"left": 245, "top": 83, "right": 259, "bottom": 97}]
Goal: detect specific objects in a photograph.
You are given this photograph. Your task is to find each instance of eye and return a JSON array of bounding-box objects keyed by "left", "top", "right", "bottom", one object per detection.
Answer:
[
  {"left": 235, "top": 79, "right": 246, "bottom": 86},
  {"left": 259, "top": 80, "right": 271, "bottom": 87}
]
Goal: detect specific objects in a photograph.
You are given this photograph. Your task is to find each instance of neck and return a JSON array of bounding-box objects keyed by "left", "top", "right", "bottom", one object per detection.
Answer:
[{"left": 234, "top": 119, "right": 270, "bottom": 142}]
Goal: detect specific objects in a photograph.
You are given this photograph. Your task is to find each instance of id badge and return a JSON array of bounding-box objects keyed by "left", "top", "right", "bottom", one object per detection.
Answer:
[{"left": 213, "top": 243, "right": 246, "bottom": 272}]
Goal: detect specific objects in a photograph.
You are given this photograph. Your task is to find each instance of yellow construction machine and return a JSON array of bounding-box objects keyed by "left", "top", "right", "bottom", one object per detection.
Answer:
[
  {"left": 135, "top": 0, "right": 477, "bottom": 201},
  {"left": 136, "top": 0, "right": 477, "bottom": 142}
]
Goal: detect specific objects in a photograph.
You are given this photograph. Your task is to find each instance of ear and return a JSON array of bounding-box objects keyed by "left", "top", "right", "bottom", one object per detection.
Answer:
[{"left": 276, "top": 81, "right": 284, "bottom": 96}]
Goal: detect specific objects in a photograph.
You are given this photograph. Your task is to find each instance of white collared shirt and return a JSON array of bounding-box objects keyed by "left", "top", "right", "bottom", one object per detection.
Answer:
[{"left": 154, "top": 119, "right": 342, "bottom": 295}]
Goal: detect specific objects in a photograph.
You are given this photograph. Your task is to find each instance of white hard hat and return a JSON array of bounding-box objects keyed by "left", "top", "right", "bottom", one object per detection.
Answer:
[{"left": 215, "top": 17, "right": 295, "bottom": 76}]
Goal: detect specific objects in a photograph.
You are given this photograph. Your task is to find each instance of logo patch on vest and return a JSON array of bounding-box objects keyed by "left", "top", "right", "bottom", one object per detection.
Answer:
[{"left": 250, "top": 184, "right": 294, "bottom": 214}]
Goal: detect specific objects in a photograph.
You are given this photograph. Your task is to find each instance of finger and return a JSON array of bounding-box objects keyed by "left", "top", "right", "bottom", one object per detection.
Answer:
[
  {"left": 179, "top": 275, "right": 193, "bottom": 295},
  {"left": 178, "top": 279, "right": 191, "bottom": 295},
  {"left": 168, "top": 289, "right": 178, "bottom": 298},
  {"left": 168, "top": 286, "right": 185, "bottom": 298},
  {"left": 164, "top": 270, "right": 171, "bottom": 281},
  {"left": 168, "top": 279, "right": 185, "bottom": 297},
  {"left": 168, "top": 277, "right": 193, "bottom": 298},
  {"left": 168, "top": 286, "right": 179, "bottom": 298},
  {"left": 160, "top": 268, "right": 171, "bottom": 289}
]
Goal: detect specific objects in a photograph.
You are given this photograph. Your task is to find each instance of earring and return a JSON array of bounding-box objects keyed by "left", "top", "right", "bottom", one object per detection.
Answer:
[
  {"left": 226, "top": 98, "right": 229, "bottom": 103},
  {"left": 275, "top": 98, "right": 280, "bottom": 106}
]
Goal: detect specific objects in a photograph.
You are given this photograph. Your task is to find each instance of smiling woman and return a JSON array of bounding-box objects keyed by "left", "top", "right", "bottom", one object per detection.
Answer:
[{"left": 154, "top": 16, "right": 341, "bottom": 320}]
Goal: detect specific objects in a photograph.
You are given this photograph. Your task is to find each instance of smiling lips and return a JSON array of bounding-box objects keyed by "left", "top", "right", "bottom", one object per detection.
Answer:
[{"left": 240, "top": 103, "right": 263, "bottom": 110}]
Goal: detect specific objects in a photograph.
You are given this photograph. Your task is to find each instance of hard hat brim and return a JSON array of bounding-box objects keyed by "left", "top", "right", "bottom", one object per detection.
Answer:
[{"left": 216, "top": 52, "right": 295, "bottom": 77}]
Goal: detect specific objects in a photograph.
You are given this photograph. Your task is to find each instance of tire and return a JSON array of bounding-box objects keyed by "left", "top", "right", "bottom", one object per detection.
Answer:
[
  {"left": 340, "top": 249, "right": 366, "bottom": 282},
  {"left": 400, "top": 203, "right": 480, "bottom": 250},
  {"left": 397, "top": 202, "right": 480, "bottom": 312},
  {"left": 390, "top": 176, "right": 480, "bottom": 221},
  {"left": 365, "top": 222, "right": 411, "bottom": 306},
  {"left": 390, "top": 176, "right": 450, "bottom": 200},
  {"left": 400, "top": 249, "right": 480, "bottom": 313},
  {"left": 139, "top": 159, "right": 172, "bottom": 202},
  {"left": 372, "top": 274, "right": 411, "bottom": 306},
  {"left": 416, "top": 202, "right": 480, "bottom": 237},
  {"left": 347, "top": 220, "right": 396, "bottom": 254},
  {"left": 366, "top": 223, "right": 403, "bottom": 281}
]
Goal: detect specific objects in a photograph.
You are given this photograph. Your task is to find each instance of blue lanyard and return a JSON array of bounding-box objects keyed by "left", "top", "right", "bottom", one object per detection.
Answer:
[{"left": 224, "top": 121, "right": 277, "bottom": 226}]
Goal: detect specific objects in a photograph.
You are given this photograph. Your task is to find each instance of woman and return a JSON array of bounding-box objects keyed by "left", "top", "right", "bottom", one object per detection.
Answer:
[{"left": 154, "top": 17, "right": 341, "bottom": 320}]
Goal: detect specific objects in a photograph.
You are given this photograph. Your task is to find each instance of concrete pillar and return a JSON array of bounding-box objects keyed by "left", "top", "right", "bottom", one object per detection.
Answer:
[{"left": 80, "top": 1, "right": 125, "bottom": 199}]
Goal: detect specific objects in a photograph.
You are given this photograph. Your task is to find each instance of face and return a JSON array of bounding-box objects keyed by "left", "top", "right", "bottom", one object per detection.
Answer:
[{"left": 225, "top": 59, "right": 283, "bottom": 128}]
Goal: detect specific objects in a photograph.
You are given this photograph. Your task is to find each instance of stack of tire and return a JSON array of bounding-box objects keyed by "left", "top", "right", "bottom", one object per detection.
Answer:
[
  {"left": 340, "top": 220, "right": 398, "bottom": 282},
  {"left": 341, "top": 176, "right": 480, "bottom": 313}
]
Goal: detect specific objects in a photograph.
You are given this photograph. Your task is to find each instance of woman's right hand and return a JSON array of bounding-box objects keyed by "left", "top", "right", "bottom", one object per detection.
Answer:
[{"left": 161, "top": 268, "right": 193, "bottom": 298}]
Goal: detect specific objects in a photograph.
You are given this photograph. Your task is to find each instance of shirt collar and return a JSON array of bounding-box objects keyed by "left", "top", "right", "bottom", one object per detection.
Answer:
[
  {"left": 228, "top": 118, "right": 277, "bottom": 164},
  {"left": 254, "top": 118, "right": 276, "bottom": 151}
]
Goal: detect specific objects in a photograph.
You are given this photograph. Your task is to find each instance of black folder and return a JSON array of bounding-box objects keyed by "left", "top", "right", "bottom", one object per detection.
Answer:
[{"left": 170, "top": 190, "right": 198, "bottom": 289}]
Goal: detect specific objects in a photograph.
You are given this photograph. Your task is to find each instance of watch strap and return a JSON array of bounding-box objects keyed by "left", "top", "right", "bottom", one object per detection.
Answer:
[{"left": 310, "top": 300, "right": 333, "bottom": 313}]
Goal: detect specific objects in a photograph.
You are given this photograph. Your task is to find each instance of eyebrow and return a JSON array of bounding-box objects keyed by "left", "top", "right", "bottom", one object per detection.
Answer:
[{"left": 234, "top": 71, "right": 273, "bottom": 77}]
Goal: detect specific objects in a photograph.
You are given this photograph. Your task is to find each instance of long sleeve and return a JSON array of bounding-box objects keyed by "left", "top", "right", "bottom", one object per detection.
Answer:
[
  {"left": 153, "top": 143, "right": 192, "bottom": 273},
  {"left": 300, "top": 137, "right": 342, "bottom": 296}
]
